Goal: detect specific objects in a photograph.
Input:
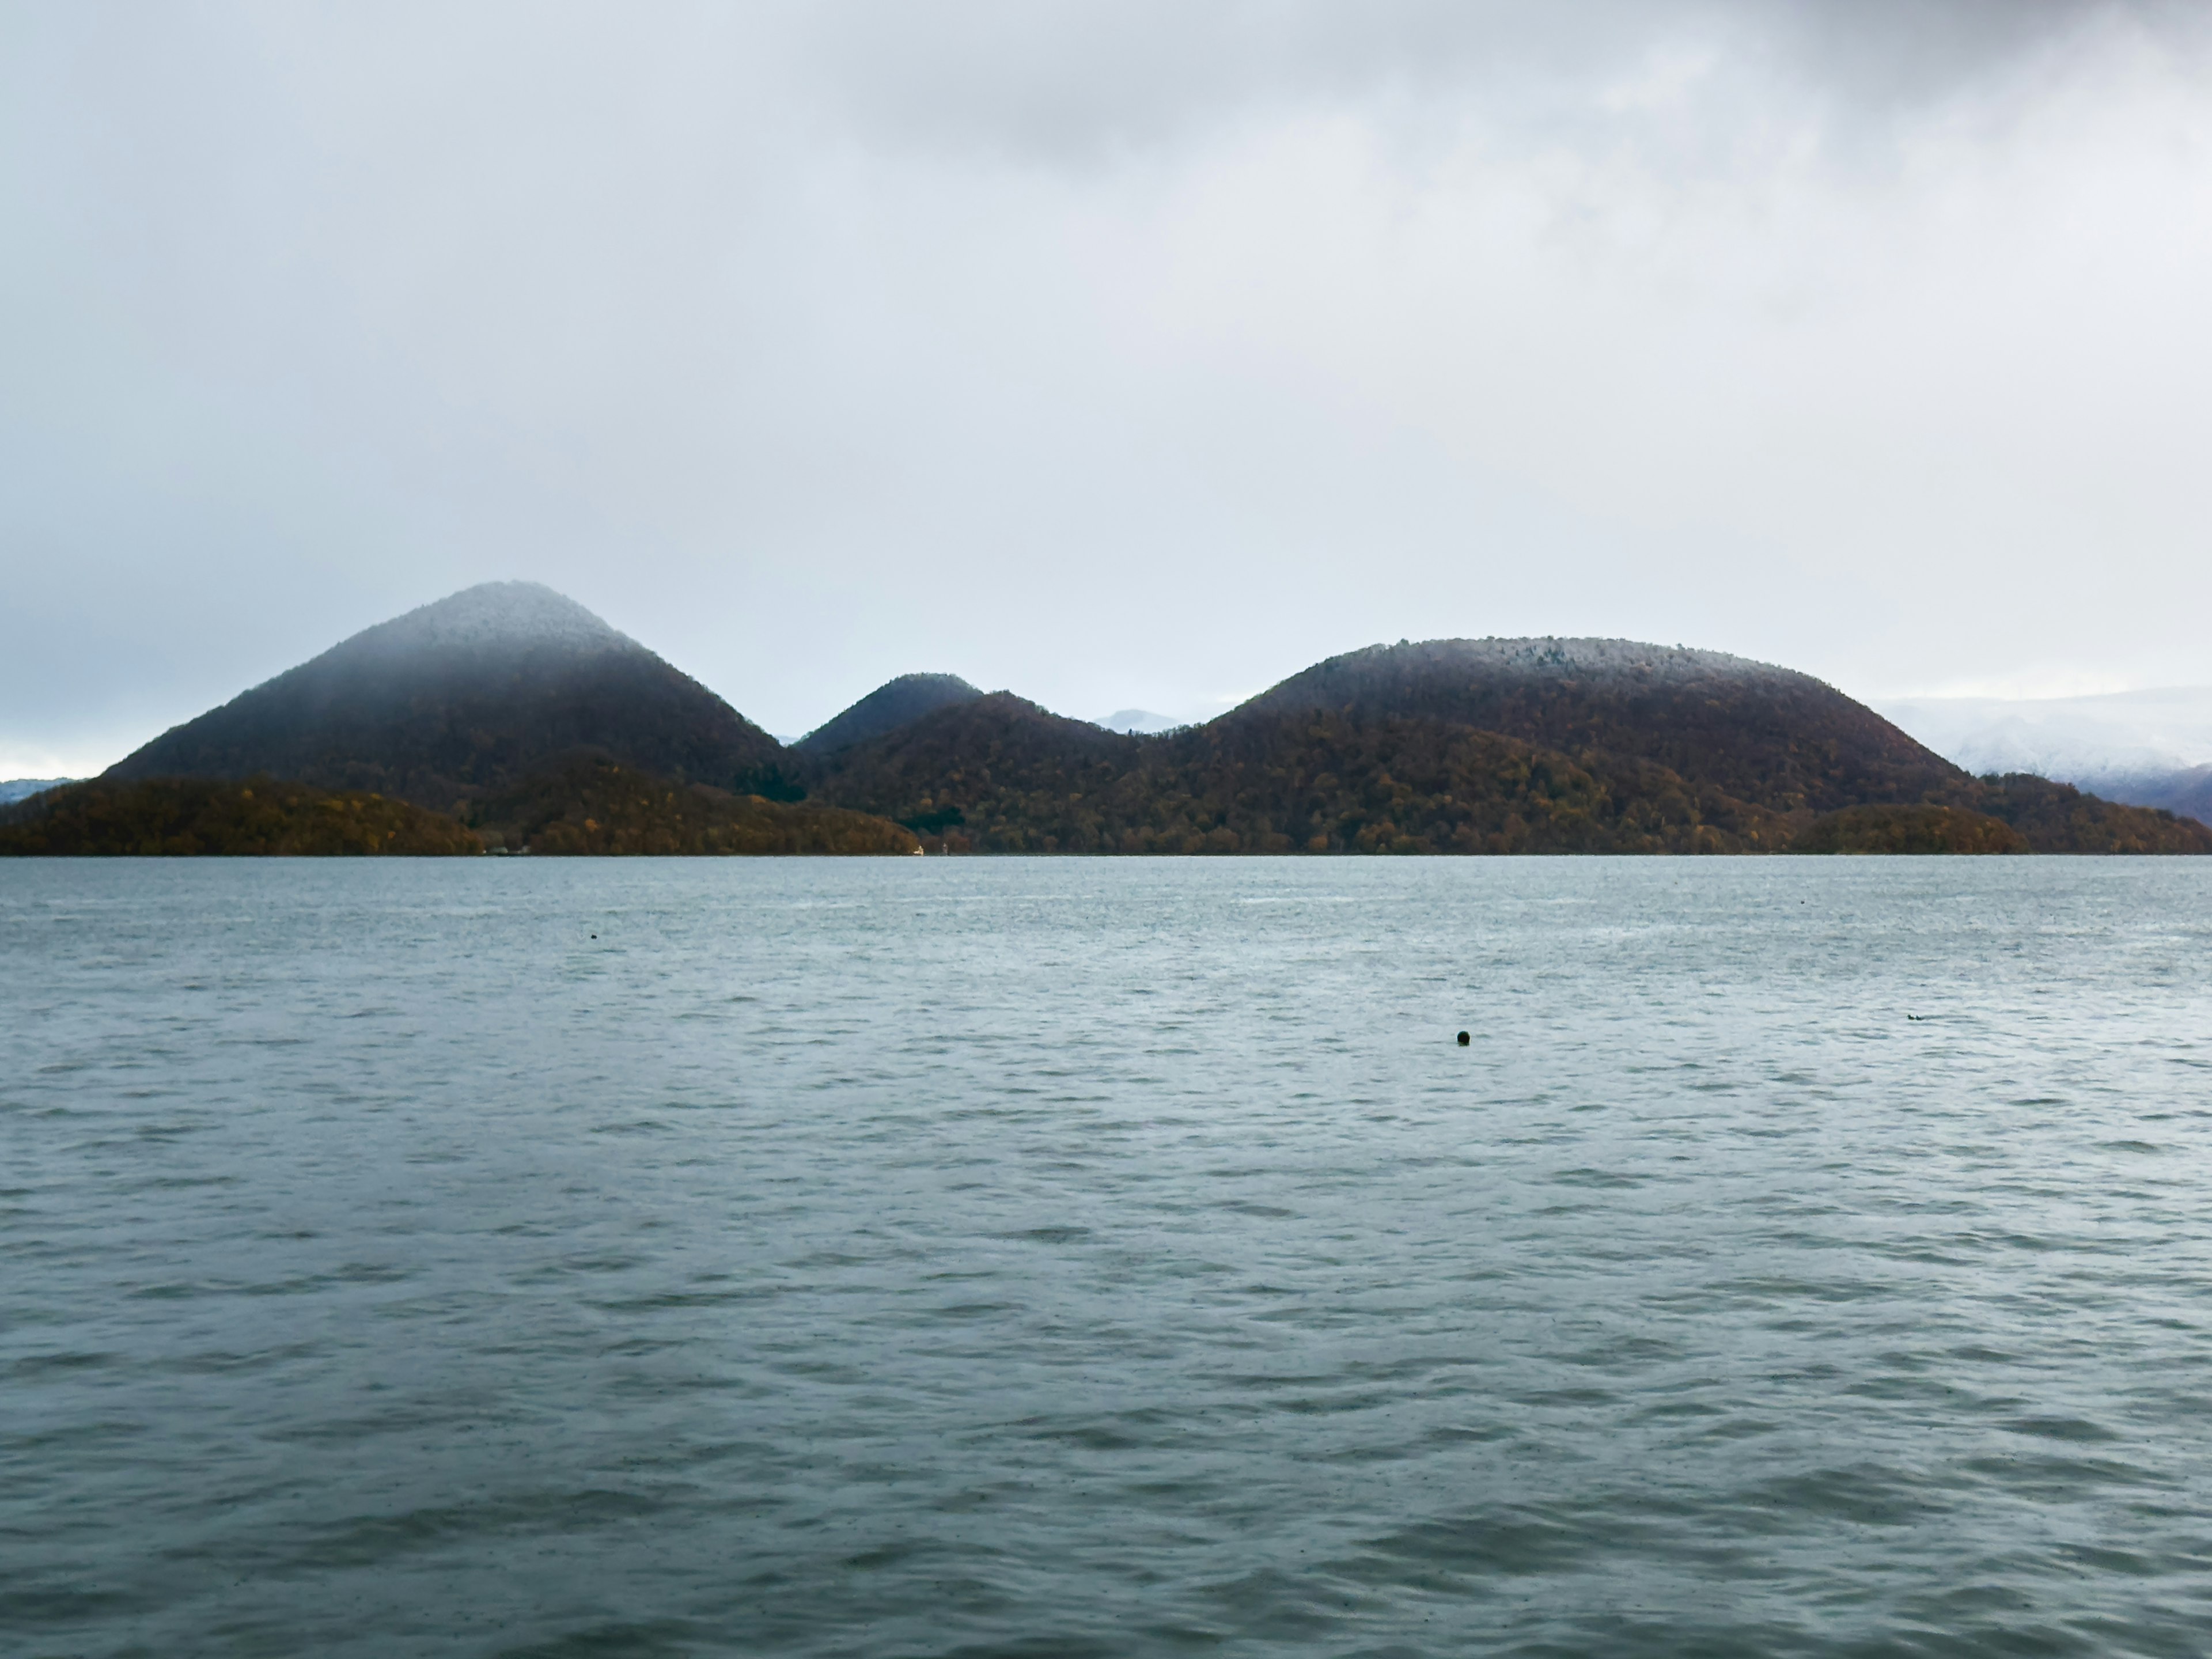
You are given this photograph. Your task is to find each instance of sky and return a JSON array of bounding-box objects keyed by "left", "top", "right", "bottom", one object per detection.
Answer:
[{"left": 6, "top": 1, "right": 2212, "bottom": 772}]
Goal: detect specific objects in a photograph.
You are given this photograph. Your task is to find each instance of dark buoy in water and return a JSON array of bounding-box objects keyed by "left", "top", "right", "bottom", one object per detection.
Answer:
[{"left": 1456, "top": 1031, "right": 1471, "bottom": 1046}]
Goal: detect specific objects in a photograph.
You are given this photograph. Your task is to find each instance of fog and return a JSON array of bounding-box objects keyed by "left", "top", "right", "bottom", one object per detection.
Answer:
[{"left": 6, "top": 1, "right": 2211, "bottom": 773}]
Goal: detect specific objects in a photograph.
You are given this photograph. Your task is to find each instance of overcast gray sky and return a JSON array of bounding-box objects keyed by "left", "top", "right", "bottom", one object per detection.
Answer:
[{"left": 5, "top": 1, "right": 2211, "bottom": 771}]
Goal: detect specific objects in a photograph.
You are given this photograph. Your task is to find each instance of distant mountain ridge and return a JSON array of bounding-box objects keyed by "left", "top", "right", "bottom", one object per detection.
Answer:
[
  {"left": 38, "top": 592, "right": 2208, "bottom": 855},
  {"left": 1877, "top": 685, "right": 2212, "bottom": 779},
  {"left": 1877, "top": 686, "right": 2212, "bottom": 827},
  {"left": 2105, "top": 764, "right": 2212, "bottom": 827},
  {"left": 0, "top": 778, "right": 73, "bottom": 805},
  {"left": 1093, "top": 710, "right": 1184, "bottom": 734},
  {"left": 805, "top": 638, "right": 2209, "bottom": 854}
]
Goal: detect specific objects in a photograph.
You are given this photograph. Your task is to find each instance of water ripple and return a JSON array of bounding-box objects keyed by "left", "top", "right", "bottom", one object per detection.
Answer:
[{"left": 4, "top": 857, "right": 2212, "bottom": 1656}]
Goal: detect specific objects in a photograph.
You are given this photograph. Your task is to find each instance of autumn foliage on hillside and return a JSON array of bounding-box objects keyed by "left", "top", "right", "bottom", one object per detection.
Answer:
[
  {"left": 806, "top": 696, "right": 1800, "bottom": 854},
  {"left": 804, "top": 692, "right": 2212, "bottom": 855},
  {"left": 63, "top": 602, "right": 2212, "bottom": 857},
  {"left": 1238, "top": 639, "right": 1968, "bottom": 815},
  {"left": 475, "top": 756, "right": 919, "bottom": 855},
  {"left": 1972, "top": 774, "right": 2212, "bottom": 854},
  {"left": 107, "top": 646, "right": 790, "bottom": 813},
  {"left": 0, "top": 778, "right": 483, "bottom": 855},
  {"left": 1793, "top": 804, "right": 2028, "bottom": 854}
]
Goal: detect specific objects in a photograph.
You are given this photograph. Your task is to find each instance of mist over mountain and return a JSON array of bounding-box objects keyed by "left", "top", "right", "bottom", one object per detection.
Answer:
[
  {"left": 796, "top": 673, "right": 984, "bottom": 755},
  {"left": 104, "top": 582, "right": 787, "bottom": 812}
]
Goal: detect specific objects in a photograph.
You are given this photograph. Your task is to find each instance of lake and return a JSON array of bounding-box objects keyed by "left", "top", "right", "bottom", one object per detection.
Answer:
[{"left": 4, "top": 857, "right": 2211, "bottom": 1656}]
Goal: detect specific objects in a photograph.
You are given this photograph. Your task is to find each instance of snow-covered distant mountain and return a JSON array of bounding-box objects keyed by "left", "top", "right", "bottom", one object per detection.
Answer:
[
  {"left": 1874, "top": 687, "right": 2212, "bottom": 826},
  {"left": 1091, "top": 709, "right": 1184, "bottom": 734},
  {"left": 1873, "top": 687, "right": 2212, "bottom": 785},
  {"left": 0, "top": 778, "right": 73, "bottom": 805}
]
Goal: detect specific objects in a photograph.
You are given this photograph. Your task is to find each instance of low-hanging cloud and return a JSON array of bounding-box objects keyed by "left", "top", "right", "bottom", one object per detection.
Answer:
[{"left": 3, "top": 0, "right": 2208, "bottom": 772}]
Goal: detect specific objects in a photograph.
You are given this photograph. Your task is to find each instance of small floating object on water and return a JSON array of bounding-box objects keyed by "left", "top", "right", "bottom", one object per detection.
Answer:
[{"left": 1456, "top": 1031, "right": 1471, "bottom": 1046}]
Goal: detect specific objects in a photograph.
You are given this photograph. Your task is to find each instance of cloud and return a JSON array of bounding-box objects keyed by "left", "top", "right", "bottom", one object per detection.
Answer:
[
  {"left": 785, "top": 1, "right": 2130, "bottom": 162},
  {"left": 3, "top": 1, "right": 2210, "bottom": 770}
]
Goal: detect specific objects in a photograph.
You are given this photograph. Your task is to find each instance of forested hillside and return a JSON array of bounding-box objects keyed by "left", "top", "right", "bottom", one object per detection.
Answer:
[{"left": 802, "top": 646, "right": 2212, "bottom": 855}]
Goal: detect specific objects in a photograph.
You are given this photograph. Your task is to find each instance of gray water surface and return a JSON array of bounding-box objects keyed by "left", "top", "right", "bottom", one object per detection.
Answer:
[{"left": 4, "top": 857, "right": 2211, "bottom": 1657}]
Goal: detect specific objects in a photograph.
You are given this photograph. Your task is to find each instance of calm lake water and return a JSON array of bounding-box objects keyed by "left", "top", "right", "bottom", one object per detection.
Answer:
[{"left": 5, "top": 857, "right": 2212, "bottom": 1658}]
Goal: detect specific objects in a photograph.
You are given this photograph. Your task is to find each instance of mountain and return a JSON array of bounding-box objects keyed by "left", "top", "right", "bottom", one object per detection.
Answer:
[
  {"left": 2100, "top": 764, "right": 2212, "bottom": 827},
  {"left": 1876, "top": 686, "right": 2212, "bottom": 786},
  {"left": 796, "top": 673, "right": 984, "bottom": 754},
  {"left": 1873, "top": 687, "right": 2212, "bottom": 828},
  {"left": 0, "top": 778, "right": 482, "bottom": 856},
  {"left": 0, "top": 778, "right": 73, "bottom": 805},
  {"left": 808, "top": 690, "right": 1768, "bottom": 854},
  {"left": 1970, "top": 773, "right": 2212, "bottom": 852},
  {"left": 73, "top": 608, "right": 2209, "bottom": 855},
  {"left": 808, "top": 638, "right": 2211, "bottom": 854},
  {"left": 1245, "top": 638, "right": 1964, "bottom": 816},
  {"left": 104, "top": 583, "right": 787, "bottom": 812},
  {"left": 1093, "top": 709, "right": 1184, "bottom": 734},
  {"left": 805, "top": 694, "right": 1139, "bottom": 844}
]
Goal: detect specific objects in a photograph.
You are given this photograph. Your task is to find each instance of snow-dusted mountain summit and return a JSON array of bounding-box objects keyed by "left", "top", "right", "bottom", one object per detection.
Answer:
[
  {"left": 328, "top": 581, "right": 635, "bottom": 661},
  {"left": 104, "top": 582, "right": 782, "bottom": 808}
]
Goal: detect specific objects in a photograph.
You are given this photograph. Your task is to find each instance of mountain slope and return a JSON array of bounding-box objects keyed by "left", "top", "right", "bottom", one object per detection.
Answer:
[
  {"left": 0, "top": 778, "right": 73, "bottom": 805},
  {"left": 1973, "top": 774, "right": 2212, "bottom": 853},
  {"left": 104, "top": 583, "right": 786, "bottom": 812},
  {"left": 811, "top": 638, "right": 2207, "bottom": 854},
  {"left": 2063, "top": 764, "right": 2212, "bottom": 829},
  {"left": 1239, "top": 638, "right": 1967, "bottom": 815},
  {"left": 796, "top": 673, "right": 985, "bottom": 754},
  {"left": 90, "top": 612, "right": 2207, "bottom": 854},
  {"left": 1794, "top": 805, "right": 2028, "bottom": 855},
  {"left": 0, "top": 778, "right": 481, "bottom": 855},
  {"left": 806, "top": 694, "right": 1137, "bottom": 844},
  {"left": 470, "top": 756, "right": 919, "bottom": 855},
  {"left": 810, "top": 693, "right": 1797, "bottom": 853}
]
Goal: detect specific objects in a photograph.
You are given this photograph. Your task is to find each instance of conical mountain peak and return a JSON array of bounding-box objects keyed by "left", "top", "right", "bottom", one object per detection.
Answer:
[
  {"left": 324, "top": 581, "right": 634, "bottom": 663},
  {"left": 104, "top": 582, "right": 779, "bottom": 806},
  {"left": 798, "top": 672, "right": 985, "bottom": 753}
]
